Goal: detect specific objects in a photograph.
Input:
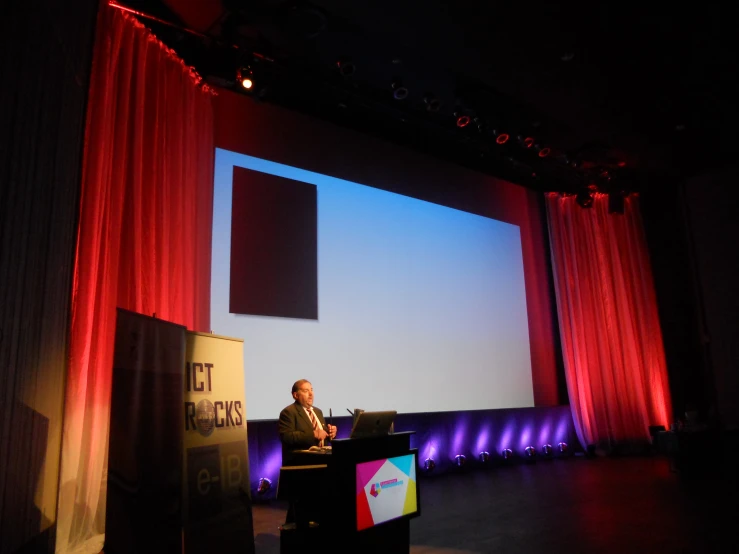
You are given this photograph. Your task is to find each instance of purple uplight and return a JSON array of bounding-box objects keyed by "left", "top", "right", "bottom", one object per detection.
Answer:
[
  {"left": 555, "top": 414, "right": 571, "bottom": 444},
  {"left": 257, "top": 446, "right": 283, "bottom": 485},
  {"left": 518, "top": 424, "right": 534, "bottom": 451},
  {"left": 451, "top": 418, "right": 468, "bottom": 459},
  {"left": 538, "top": 419, "right": 552, "bottom": 446},
  {"left": 475, "top": 426, "right": 491, "bottom": 454},
  {"left": 498, "top": 423, "right": 515, "bottom": 453},
  {"left": 421, "top": 439, "right": 439, "bottom": 462}
]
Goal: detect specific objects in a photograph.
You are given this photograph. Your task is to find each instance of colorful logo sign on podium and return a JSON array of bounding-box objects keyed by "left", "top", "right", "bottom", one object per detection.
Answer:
[{"left": 356, "top": 453, "right": 417, "bottom": 531}]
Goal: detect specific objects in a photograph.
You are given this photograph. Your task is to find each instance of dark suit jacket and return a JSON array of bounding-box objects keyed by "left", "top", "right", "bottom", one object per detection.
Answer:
[{"left": 278, "top": 401, "right": 329, "bottom": 465}]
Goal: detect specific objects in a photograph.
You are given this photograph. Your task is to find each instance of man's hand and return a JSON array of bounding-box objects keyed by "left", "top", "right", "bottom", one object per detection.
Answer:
[
  {"left": 327, "top": 424, "right": 337, "bottom": 439},
  {"left": 314, "top": 427, "right": 328, "bottom": 440}
]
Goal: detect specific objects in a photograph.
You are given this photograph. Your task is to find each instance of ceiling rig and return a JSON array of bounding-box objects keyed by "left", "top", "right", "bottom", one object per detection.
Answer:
[{"left": 114, "top": 0, "right": 632, "bottom": 194}]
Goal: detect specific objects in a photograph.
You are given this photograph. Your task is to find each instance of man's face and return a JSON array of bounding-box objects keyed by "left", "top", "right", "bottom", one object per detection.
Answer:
[{"left": 293, "top": 382, "right": 314, "bottom": 408}]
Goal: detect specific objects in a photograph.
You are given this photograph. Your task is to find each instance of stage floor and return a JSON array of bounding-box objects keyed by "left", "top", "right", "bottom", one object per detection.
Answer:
[{"left": 252, "top": 454, "right": 738, "bottom": 554}]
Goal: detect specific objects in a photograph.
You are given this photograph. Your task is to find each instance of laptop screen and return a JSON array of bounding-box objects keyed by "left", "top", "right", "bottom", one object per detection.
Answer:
[{"left": 350, "top": 410, "right": 397, "bottom": 439}]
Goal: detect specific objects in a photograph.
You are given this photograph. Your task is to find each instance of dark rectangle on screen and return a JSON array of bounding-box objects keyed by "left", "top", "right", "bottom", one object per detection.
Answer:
[{"left": 229, "top": 166, "right": 318, "bottom": 319}]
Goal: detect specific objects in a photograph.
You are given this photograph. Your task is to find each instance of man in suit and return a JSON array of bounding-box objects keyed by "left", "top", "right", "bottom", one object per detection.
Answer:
[
  {"left": 278, "top": 380, "right": 338, "bottom": 527},
  {"left": 279, "top": 379, "right": 338, "bottom": 465}
]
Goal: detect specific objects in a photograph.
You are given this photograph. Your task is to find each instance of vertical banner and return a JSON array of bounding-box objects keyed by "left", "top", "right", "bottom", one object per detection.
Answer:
[
  {"left": 183, "top": 332, "right": 254, "bottom": 553},
  {"left": 106, "top": 309, "right": 186, "bottom": 554}
]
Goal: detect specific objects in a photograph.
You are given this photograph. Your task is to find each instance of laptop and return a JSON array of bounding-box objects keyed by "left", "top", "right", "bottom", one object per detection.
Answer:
[{"left": 350, "top": 410, "right": 397, "bottom": 439}]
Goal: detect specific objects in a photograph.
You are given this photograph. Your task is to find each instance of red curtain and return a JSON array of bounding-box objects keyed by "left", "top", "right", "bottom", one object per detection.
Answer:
[
  {"left": 57, "top": 6, "right": 214, "bottom": 552},
  {"left": 545, "top": 193, "right": 672, "bottom": 451}
]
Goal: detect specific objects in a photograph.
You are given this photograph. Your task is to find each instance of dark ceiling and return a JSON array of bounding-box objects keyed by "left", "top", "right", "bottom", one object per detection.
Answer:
[{"left": 118, "top": 0, "right": 739, "bottom": 194}]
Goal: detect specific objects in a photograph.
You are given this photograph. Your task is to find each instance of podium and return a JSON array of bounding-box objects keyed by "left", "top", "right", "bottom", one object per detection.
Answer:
[
  {"left": 277, "top": 464, "right": 327, "bottom": 553},
  {"left": 278, "top": 432, "right": 418, "bottom": 554}
]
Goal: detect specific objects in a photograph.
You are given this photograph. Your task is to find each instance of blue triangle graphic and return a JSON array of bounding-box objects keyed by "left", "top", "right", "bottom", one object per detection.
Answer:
[{"left": 388, "top": 454, "right": 414, "bottom": 477}]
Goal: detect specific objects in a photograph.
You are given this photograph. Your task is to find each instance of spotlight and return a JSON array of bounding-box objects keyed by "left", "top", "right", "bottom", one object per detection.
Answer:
[
  {"left": 538, "top": 147, "right": 551, "bottom": 158},
  {"left": 521, "top": 136, "right": 535, "bottom": 149},
  {"left": 501, "top": 448, "right": 514, "bottom": 460},
  {"left": 557, "top": 442, "right": 569, "bottom": 455},
  {"left": 391, "top": 80, "right": 409, "bottom": 100},
  {"left": 337, "top": 59, "right": 356, "bottom": 76},
  {"left": 524, "top": 446, "right": 537, "bottom": 460},
  {"left": 454, "top": 112, "right": 471, "bottom": 128},
  {"left": 455, "top": 454, "right": 467, "bottom": 467},
  {"left": 479, "top": 451, "right": 491, "bottom": 463},
  {"left": 236, "top": 66, "right": 254, "bottom": 90},
  {"left": 493, "top": 130, "right": 510, "bottom": 144},
  {"left": 424, "top": 458, "right": 436, "bottom": 472},
  {"left": 423, "top": 94, "right": 441, "bottom": 112},
  {"left": 257, "top": 477, "right": 272, "bottom": 495},
  {"left": 541, "top": 444, "right": 554, "bottom": 459}
]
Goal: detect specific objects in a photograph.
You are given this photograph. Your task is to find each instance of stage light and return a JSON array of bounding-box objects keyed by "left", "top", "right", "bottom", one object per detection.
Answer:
[
  {"left": 538, "top": 147, "right": 551, "bottom": 158},
  {"left": 521, "top": 136, "right": 535, "bottom": 149},
  {"left": 524, "top": 446, "right": 537, "bottom": 460},
  {"left": 454, "top": 112, "right": 471, "bottom": 128},
  {"left": 391, "top": 80, "right": 409, "bottom": 100},
  {"left": 541, "top": 444, "right": 554, "bottom": 458},
  {"left": 455, "top": 454, "right": 467, "bottom": 467},
  {"left": 501, "top": 448, "right": 514, "bottom": 460},
  {"left": 493, "top": 131, "right": 510, "bottom": 145},
  {"left": 479, "top": 451, "right": 490, "bottom": 463},
  {"left": 423, "top": 94, "right": 441, "bottom": 112},
  {"left": 236, "top": 66, "right": 254, "bottom": 90},
  {"left": 557, "top": 442, "right": 569, "bottom": 455},
  {"left": 257, "top": 477, "right": 272, "bottom": 495},
  {"left": 424, "top": 458, "right": 436, "bottom": 472},
  {"left": 337, "top": 59, "right": 356, "bottom": 76}
]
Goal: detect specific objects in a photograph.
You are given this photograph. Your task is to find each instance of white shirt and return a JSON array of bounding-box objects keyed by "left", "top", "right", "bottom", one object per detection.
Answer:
[{"left": 302, "top": 406, "right": 324, "bottom": 431}]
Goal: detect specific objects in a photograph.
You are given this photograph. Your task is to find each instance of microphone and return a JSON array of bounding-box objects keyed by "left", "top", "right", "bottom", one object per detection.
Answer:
[{"left": 346, "top": 408, "right": 353, "bottom": 416}]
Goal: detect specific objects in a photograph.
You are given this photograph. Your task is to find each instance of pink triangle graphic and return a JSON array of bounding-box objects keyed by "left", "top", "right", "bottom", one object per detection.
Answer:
[{"left": 356, "top": 459, "right": 387, "bottom": 494}]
